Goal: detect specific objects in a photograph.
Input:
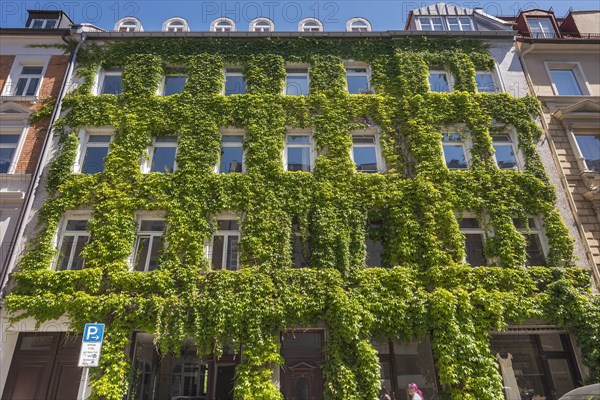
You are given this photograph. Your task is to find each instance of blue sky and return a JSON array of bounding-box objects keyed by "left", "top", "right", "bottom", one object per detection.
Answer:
[{"left": 1, "top": 1, "right": 598, "bottom": 30}]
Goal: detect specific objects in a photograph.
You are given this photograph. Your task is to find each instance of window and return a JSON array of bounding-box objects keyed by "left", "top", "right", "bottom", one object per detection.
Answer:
[
  {"left": 10, "top": 66, "right": 43, "bottom": 97},
  {"left": 284, "top": 133, "right": 313, "bottom": 172},
  {"left": 366, "top": 221, "right": 383, "bottom": 267},
  {"left": 299, "top": 18, "right": 323, "bottom": 32},
  {"left": 56, "top": 218, "right": 89, "bottom": 270},
  {"left": 163, "top": 18, "right": 189, "bottom": 32},
  {"left": 459, "top": 217, "right": 486, "bottom": 266},
  {"left": 346, "top": 18, "right": 371, "bottom": 32},
  {"left": 78, "top": 133, "right": 112, "bottom": 174},
  {"left": 99, "top": 71, "right": 123, "bottom": 95},
  {"left": 442, "top": 133, "right": 468, "bottom": 169},
  {"left": 30, "top": 19, "right": 57, "bottom": 29},
  {"left": 220, "top": 135, "right": 243, "bottom": 173},
  {"left": 133, "top": 219, "right": 165, "bottom": 272},
  {"left": 147, "top": 136, "right": 177, "bottom": 173},
  {"left": 528, "top": 17, "right": 556, "bottom": 38},
  {"left": 352, "top": 134, "right": 380, "bottom": 173},
  {"left": 211, "top": 18, "right": 235, "bottom": 32},
  {"left": 210, "top": 219, "right": 240, "bottom": 270},
  {"left": 163, "top": 76, "right": 186, "bottom": 95},
  {"left": 0, "top": 131, "right": 22, "bottom": 173},
  {"left": 514, "top": 217, "right": 546, "bottom": 266},
  {"left": 285, "top": 70, "right": 309, "bottom": 96},
  {"left": 574, "top": 134, "right": 600, "bottom": 172},
  {"left": 475, "top": 71, "right": 497, "bottom": 93},
  {"left": 115, "top": 18, "right": 142, "bottom": 32},
  {"left": 492, "top": 135, "right": 518, "bottom": 170},
  {"left": 429, "top": 70, "right": 451, "bottom": 92},
  {"left": 291, "top": 224, "right": 309, "bottom": 268},
  {"left": 417, "top": 17, "right": 444, "bottom": 31},
  {"left": 250, "top": 18, "right": 274, "bottom": 32},
  {"left": 447, "top": 17, "right": 474, "bottom": 31},
  {"left": 346, "top": 67, "right": 370, "bottom": 94},
  {"left": 224, "top": 70, "right": 246, "bottom": 95},
  {"left": 549, "top": 68, "right": 583, "bottom": 96}
]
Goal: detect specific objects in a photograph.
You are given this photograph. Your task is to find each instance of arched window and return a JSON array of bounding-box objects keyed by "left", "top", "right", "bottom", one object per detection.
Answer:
[
  {"left": 346, "top": 17, "right": 372, "bottom": 32},
  {"left": 299, "top": 18, "right": 323, "bottom": 32},
  {"left": 211, "top": 18, "right": 236, "bottom": 32},
  {"left": 115, "top": 17, "right": 142, "bottom": 32},
  {"left": 250, "top": 17, "right": 274, "bottom": 32},
  {"left": 163, "top": 18, "right": 189, "bottom": 32}
]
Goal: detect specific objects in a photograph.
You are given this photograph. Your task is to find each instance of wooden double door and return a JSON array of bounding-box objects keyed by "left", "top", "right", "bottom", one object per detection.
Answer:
[
  {"left": 2, "top": 332, "right": 82, "bottom": 400},
  {"left": 280, "top": 331, "right": 324, "bottom": 400}
]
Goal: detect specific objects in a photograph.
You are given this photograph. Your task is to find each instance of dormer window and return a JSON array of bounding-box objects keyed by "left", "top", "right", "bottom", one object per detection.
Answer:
[
  {"left": 299, "top": 18, "right": 323, "bottom": 32},
  {"left": 527, "top": 18, "right": 556, "bottom": 38},
  {"left": 163, "top": 18, "right": 189, "bottom": 32},
  {"left": 30, "top": 19, "right": 57, "bottom": 29},
  {"left": 447, "top": 17, "right": 474, "bottom": 31},
  {"left": 417, "top": 17, "right": 444, "bottom": 31},
  {"left": 115, "top": 17, "right": 142, "bottom": 32},
  {"left": 250, "top": 18, "right": 274, "bottom": 32},
  {"left": 346, "top": 18, "right": 371, "bottom": 32},
  {"left": 211, "top": 18, "right": 235, "bottom": 32}
]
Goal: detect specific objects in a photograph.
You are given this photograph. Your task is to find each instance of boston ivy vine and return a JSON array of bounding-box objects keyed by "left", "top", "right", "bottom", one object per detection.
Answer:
[{"left": 6, "top": 37, "right": 599, "bottom": 400}]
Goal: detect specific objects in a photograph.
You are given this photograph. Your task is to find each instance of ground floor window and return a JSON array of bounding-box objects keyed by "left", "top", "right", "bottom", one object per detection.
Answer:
[{"left": 491, "top": 333, "right": 581, "bottom": 400}]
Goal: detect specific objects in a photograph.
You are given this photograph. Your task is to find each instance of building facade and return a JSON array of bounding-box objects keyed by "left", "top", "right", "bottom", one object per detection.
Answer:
[{"left": 1, "top": 4, "right": 599, "bottom": 400}]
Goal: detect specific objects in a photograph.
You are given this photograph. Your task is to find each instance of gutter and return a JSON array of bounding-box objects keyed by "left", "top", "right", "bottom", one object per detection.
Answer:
[{"left": 0, "top": 33, "right": 88, "bottom": 298}]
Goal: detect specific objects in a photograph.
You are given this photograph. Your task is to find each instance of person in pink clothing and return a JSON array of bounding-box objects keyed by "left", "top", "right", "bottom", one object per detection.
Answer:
[{"left": 407, "top": 383, "right": 424, "bottom": 400}]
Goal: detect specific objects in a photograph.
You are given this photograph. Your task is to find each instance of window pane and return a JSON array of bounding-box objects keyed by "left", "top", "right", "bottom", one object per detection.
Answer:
[
  {"left": 287, "top": 135, "right": 310, "bottom": 144},
  {"left": 292, "top": 233, "right": 309, "bottom": 268},
  {"left": 0, "top": 147, "right": 17, "bottom": 173},
  {"left": 66, "top": 220, "right": 88, "bottom": 230},
  {"left": 286, "top": 75, "right": 308, "bottom": 95},
  {"left": 88, "top": 135, "right": 112, "bottom": 143},
  {"left": 476, "top": 73, "right": 496, "bottom": 92},
  {"left": 575, "top": 134, "right": 600, "bottom": 172},
  {"left": 58, "top": 236, "right": 74, "bottom": 270},
  {"left": 82, "top": 146, "right": 109, "bottom": 174},
  {"left": 24, "top": 78, "right": 40, "bottom": 95},
  {"left": 443, "top": 144, "right": 467, "bottom": 169},
  {"left": 134, "top": 237, "right": 150, "bottom": 271},
  {"left": 287, "top": 147, "right": 311, "bottom": 171},
  {"left": 353, "top": 146, "right": 378, "bottom": 172},
  {"left": 211, "top": 235, "right": 224, "bottom": 269},
  {"left": 347, "top": 75, "right": 369, "bottom": 94},
  {"left": 140, "top": 220, "right": 165, "bottom": 232},
  {"left": 494, "top": 144, "right": 518, "bottom": 169},
  {"left": 164, "top": 76, "right": 186, "bottom": 95},
  {"left": 465, "top": 234, "right": 486, "bottom": 266},
  {"left": 14, "top": 78, "right": 28, "bottom": 96},
  {"left": 225, "top": 235, "right": 239, "bottom": 270},
  {"left": 22, "top": 66, "right": 43, "bottom": 75},
  {"left": 151, "top": 146, "right": 176, "bottom": 172},
  {"left": 222, "top": 135, "right": 243, "bottom": 143},
  {"left": 70, "top": 236, "right": 88, "bottom": 270},
  {"left": 45, "top": 20, "right": 57, "bottom": 29},
  {"left": 393, "top": 340, "right": 438, "bottom": 399},
  {"left": 225, "top": 75, "right": 246, "bottom": 95},
  {"left": 550, "top": 69, "right": 583, "bottom": 95},
  {"left": 101, "top": 75, "right": 123, "bottom": 94},
  {"left": 459, "top": 218, "right": 480, "bottom": 229},
  {"left": 147, "top": 236, "right": 162, "bottom": 271},
  {"left": 220, "top": 146, "right": 243, "bottom": 173},
  {"left": 218, "top": 220, "right": 239, "bottom": 231},
  {"left": 429, "top": 73, "right": 449, "bottom": 92},
  {"left": 214, "top": 365, "right": 236, "bottom": 399},
  {"left": 525, "top": 234, "right": 546, "bottom": 266},
  {"left": 365, "top": 238, "right": 383, "bottom": 267},
  {"left": 31, "top": 20, "right": 44, "bottom": 28}
]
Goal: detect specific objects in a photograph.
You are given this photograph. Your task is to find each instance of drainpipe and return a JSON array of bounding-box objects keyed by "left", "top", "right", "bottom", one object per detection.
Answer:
[
  {"left": 517, "top": 42, "right": 600, "bottom": 291},
  {"left": 0, "top": 32, "right": 88, "bottom": 298}
]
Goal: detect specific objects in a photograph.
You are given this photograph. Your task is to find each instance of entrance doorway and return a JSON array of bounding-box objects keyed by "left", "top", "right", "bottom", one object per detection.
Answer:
[
  {"left": 280, "top": 331, "right": 324, "bottom": 400},
  {"left": 2, "top": 332, "right": 82, "bottom": 400}
]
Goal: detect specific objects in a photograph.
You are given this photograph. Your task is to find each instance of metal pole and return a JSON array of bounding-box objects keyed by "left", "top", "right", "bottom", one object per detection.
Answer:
[{"left": 80, "top": 367, "right": 89, "bottom": 400}]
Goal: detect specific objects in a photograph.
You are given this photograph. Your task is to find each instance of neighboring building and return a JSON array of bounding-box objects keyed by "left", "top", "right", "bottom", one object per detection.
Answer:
[
  {"left": 512, "top": 9, "right": 600, "bottom": 291},
  {"left": 1, "top": 5, "right": 598, "bottom": 400}
]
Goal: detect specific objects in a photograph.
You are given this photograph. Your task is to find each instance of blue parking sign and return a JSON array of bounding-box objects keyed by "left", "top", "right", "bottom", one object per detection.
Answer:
[{"left": 83, "top": 323, "right": 105, "bottom": 343}]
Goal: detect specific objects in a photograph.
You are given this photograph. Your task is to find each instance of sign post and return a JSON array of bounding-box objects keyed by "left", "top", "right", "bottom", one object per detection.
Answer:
[{"left": 78, "top": 323, "right": 105, "bottom": 400}]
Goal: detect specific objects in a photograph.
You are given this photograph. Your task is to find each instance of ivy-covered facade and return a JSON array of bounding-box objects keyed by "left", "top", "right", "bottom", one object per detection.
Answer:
[{"left": 1, "top": 25, "right": 599, "bottom": 400}]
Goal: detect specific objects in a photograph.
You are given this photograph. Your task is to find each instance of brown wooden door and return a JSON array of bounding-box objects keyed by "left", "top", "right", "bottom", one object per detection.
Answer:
[
  {"left": 2, "top": 332, "right": 82, "bottom": 400},
  {"left": 280, "top": 331, "right": 324, "bottom": 400}
]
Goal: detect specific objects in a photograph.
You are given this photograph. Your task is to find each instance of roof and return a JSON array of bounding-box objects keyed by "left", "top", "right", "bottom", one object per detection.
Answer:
[{"left": 404, "top": 2, "right": 513, "bottom": 31}]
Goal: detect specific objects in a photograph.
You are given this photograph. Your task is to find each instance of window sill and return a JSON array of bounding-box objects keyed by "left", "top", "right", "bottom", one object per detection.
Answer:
[{"left": 1, "top": 95, "right": 38, "bottom": 103}]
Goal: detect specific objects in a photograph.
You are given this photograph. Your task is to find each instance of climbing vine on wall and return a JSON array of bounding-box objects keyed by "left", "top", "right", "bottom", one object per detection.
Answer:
[{"left": 6, "top": 37, "right": 599, "bottom": 400}]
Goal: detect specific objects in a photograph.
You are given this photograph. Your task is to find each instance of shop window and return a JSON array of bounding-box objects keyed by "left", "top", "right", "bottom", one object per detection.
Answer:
[
  {"left": 133, "top": 219, "right": 165, "bottom": 272},
  {"left": 56, "top": 218, "right": 89, "bottom": 270}
]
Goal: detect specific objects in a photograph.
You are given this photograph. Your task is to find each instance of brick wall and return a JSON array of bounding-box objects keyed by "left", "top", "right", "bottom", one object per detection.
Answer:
[{"left": 0, "top": 55, "right": 16, "bottom": 93}]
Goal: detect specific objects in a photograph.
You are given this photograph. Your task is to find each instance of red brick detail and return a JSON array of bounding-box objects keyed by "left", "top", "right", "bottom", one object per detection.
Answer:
[{"left": 0, "top": 55, "right": 16, "bottom": 93}]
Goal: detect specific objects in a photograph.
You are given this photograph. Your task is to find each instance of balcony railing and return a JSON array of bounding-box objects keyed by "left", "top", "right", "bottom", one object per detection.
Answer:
[{"left": 518, "top": 32, "right": 600, "bottom": 39}]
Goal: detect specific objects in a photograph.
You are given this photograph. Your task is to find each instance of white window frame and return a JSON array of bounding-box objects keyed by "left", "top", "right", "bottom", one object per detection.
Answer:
[
  {"left": 74, "top": 128, "right": 114, "bottom": 173},
  {"left": 160, "top": 75, "right": 187, "bottom": 96},
  {"left": 345, "top": 64, "right": 371, "bottom": 94},
  {"left": 115, "top": 17, "right": 143, "bottom": 32},
  {"left": 54, "top": 211, "right": 91, "bottom": 271},
  {"left": 491, "top": 130, "right": 522, "bottom": 170},
  {"left": 457, "top": 213, "right": 488, "bottom": 266},
  {"left": 162, "top": 17, "right": 189, "bottom": 32},
  {"left": 283, "top": 129, "right": 316, "bottom": 172},
  {"left": 131, "top": 214, "right": 166, "bottom": 272},
  {"left": 249, "top": 17, "right": 274, "bottom": 32},
  {"left": 544, "top": 62, "right": 591, "bottom": 96},
  {"left": 0, "top": 123, "right": 28, "bottom": 175},
  {"left": 298, "top": 18, "right": 323, "bottom": 32},
  {"left": 475, "top": 70, "right": 502, "bottom": 93},
  {"left": 428, "top": 69, "right": 454, "bottom": 92},
  {"left": 446, "top": 17, "right": 475, "bottom": 31},
  {"left": 223, "top": 69, "right": 246, "bottom": 95},
  {"left": 567, "top": 130, "right": 600, "bottom": 174},
  {"left": 95, "top": 68, "right": 123, "bottom": 95},
  {"left": 211, "top": 17, "right": 236, "bottom": 32},
  {"left": 514, "top": 215, "right": 549, "bottom": 266},
  {"left": 527, "top": 17, "right": 556, "bottom": 38},
  {"left": 441, "top": 126, "right": 471, "bottom": 170},
  {"left": 29, "top": 19, "right": 58, "bottom": 29},
  {"left": 284, "top": 68, "right": 310, "bottom": 96},
  {"left": 1, "top": 56, "right": 49, "bottom": 98},
  {"left": 217, "top": 129, "right": 245, "bottom": 173},
  {"left": 416, "top": 16, "right": 445, "bottom": 31},
  {"left": 205, "top": 213, "right": 241, "bottom": 271},
  {"left": 350, "top": 129, "right": 385, "bottom": 173},
  {"left": 346, "top": 17, "right": 371, "bottom": 32},
  {"left": 143, "top": 136, "right": 178, "bottom": 174}
]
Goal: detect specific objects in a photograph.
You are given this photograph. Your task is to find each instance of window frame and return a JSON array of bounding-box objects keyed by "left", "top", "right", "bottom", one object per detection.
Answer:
[
  {"left": 569, "top": 131, "right": 600, "bottom": 174},
  {"left": 283, "top": 129, "right": 315, "bottom": 172},
  {"left": 217, "top": 129, "right": 245, "bottom": 173},
  {"left": 491, "top": 131, "right": 521, "bottom": 170},
  {"left": 54, "top": 212, "right": 91, "bottom": 271},
  {"left": 458, "top": 214, "right": 488, "bottom": 266},
  {"left": 514, "top": 215, "right": 549, "bottom": 266},
  {"left": 114, "top": 17, "right": 143, "bottom": 32},
  {"left": 0, "top": 124, "right": 28, "bottom": 174},
  {"left": 545, "top": 62, "right": 590, "bottom": 96},
  {"left": 224, "top": 69, "right": 247, "bottom": 95},
  {"left": 29, "top": 19, "right": 58, "bottom": 29},
  {"left": 298, "top": 18, "right": 323, "bottom": 32},
  {"left": 428, "top": 69, "right": 454, "bottom": 93},
  {"left": 527, "top": 17, "right": 557, "bottom": 38},
  {"left": 1, "top": 56, "right": 49, "bottom": 99},
  {"left": 416, "top": 16, "right": 445, "bottom": 31},
  {"left": 446, "top": 16, "right": 475, "bottom": 31},
  {"left": 162, "top": 17, "right": 189, "bottom": 32},
  {"left": 211, "top": 17, "right": 236, "bottom": 32},
  {"left": 143, "top": 136, "right": 178, "bottom": 174},
  {"left": 161, "top": 75, "right": 187, "bottom": 96},
  {"left": 206, "top": 213, "right": 241, "bottom": 271},
  {"left": 284, "top": 68, "right": 310, "bottom": 96},
  {"left": 96, "top": 69, "right": 123, "bottom": 95},
  {"left": 345, "top": 65, "right": 371, "bottom": 94},
  {"left": 475, "top": 70, "right": 500, "bottom": 93},
  {"left": 350, "top": 130, "right": 384, "bottom": 173},
  {"left": 346, "top": 17, "right": 372, "bottom": 32},
  {"left": 441, "top": 128, "right": 471, "bottom": 170},
  {"left": 249, "top": 17, "right": 274, "bottom": 32},
  {"left": 75, "top": 128, "right": 113, "bottom": 174},
  {"left": 131, "top": 215, "right": 166, "bottom": 272}
]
